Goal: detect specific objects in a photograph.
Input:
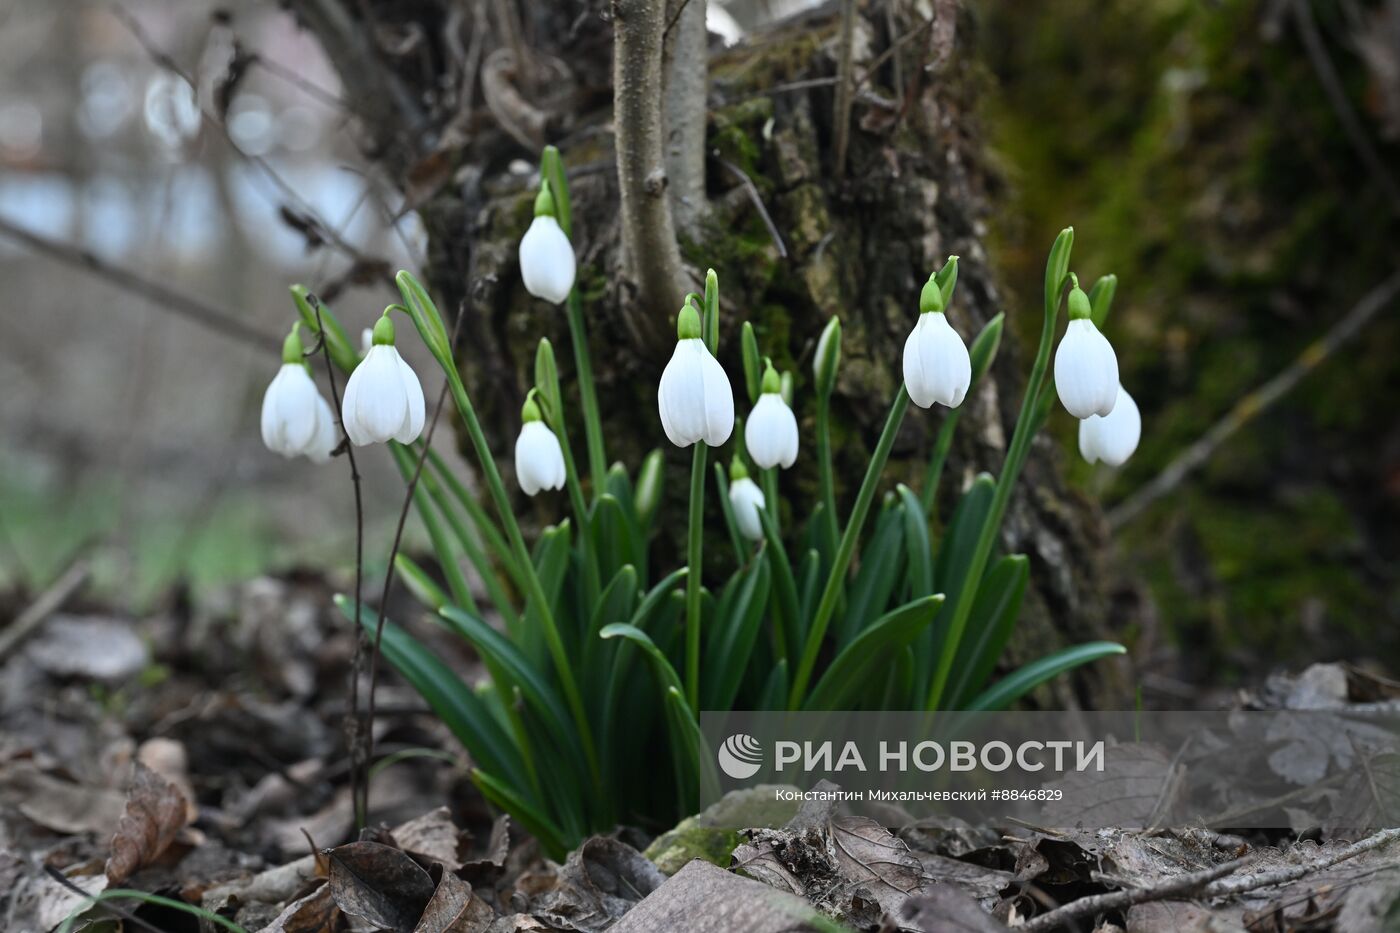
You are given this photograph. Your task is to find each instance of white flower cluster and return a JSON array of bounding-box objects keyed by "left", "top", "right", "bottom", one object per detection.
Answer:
[{"left": 1054, "top": 283, "right": 1141, "bottom": 467}]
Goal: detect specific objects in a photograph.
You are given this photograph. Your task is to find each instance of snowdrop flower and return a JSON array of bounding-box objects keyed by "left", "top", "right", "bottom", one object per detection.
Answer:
[
  {"left": 1079, "top": 383, "right": 1141, "bottom": 467},
  {"left": 728, "top": 461, "right": 766, "bottom": 542},
  {"left": 1054, "top": 281, "right": 1119, "bottom": 419},
  {"left": 903, "top": 273, "right": 972, "bottom": 409},
  {"left": 658, "top": 299, "right": 734, "bottom": 448},
  {"left": 342, "top": 313, "right": 425, "bottom": 446},
  {"left": 514, "top": 394, "right": 566, "bottom": 496},
  {"left": 261, "top": 327, "right": 337, "bottom": 462},
  {"left": 519, "top": 181, "right": 576, "bottom": 304},
  {"left": 745, "top": 360, "right": 799, "bottom": 469}
]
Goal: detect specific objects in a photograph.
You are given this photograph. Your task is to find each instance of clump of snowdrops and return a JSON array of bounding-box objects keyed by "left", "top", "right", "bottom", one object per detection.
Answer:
[{"left": 259, "top": 147, "right": 1135, "bottom": 856}]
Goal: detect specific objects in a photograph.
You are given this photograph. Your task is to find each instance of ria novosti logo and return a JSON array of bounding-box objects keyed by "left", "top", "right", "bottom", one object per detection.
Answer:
[{"left": 717, "top": 733, "right": 763, "bottom": 779}]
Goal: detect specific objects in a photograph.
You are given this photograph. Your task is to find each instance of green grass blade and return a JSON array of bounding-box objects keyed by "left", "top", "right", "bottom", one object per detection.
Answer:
[
  {"left": 965, "top": 642, "right": 1126, "bottom": 712},
  {"left": 946, "top": 554, "right": 1030, "bottom": 708},
  {"left": 335, "top": 596, "right": 528, "bottom": 789},
  {"left": 898, "top": 485, "right": 933, "bottom": 599},
  {"left": 805, "top": 595, "right": 944, "bottom": 711},
  {"left": 702, "top": 559, "right": 771, "bottom": 710}
]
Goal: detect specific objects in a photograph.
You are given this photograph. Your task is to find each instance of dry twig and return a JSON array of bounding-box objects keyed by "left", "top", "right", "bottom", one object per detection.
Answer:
[
  {"left": 1109, "top": 268, "right": 1400, "bottom": 528},
  {"left": 1023, "top": 827, "right": 1400, "bottom": 932},
  {"left": 0, "top": 561, "right": 91, "bottom": 661}
]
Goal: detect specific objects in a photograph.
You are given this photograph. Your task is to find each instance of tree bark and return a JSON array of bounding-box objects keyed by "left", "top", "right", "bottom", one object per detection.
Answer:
[{"left": 290, "top": 0, "right": 1129, "bottom": 708}]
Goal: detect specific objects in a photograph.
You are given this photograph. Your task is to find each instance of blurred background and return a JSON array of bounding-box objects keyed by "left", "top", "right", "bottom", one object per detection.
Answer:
[{"left": 1, "top": 0, "right": 1397, "bottom": 686}]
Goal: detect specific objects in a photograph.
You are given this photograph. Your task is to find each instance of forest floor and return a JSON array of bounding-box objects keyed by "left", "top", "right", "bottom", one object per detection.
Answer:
[{"left": 2, "top": 569, "right": 1399, "bottom": 933}]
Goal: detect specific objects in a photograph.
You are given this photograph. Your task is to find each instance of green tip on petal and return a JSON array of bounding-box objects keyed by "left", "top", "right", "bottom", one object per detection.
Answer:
[
  {"left": 919, "top": 273, "right": 945, "bottom": 314},
  {"left": 281, "top": 326, "right": 304, "bottom": 364},
  {"left": 761, "top": 358, "right": 781, "bottom": 395},
  {"left": 372, "top": 313, "right": 396, "bottom": 346},
  {"left": 1067, "top": 284, "right": 1092, "bottom": 321},
  {"left": 729, "top": 458, "right": 749, "bottom": 481},
  {"left": 677, "top": 301, "right": 702, "bottom": 341},
  {"left": 533, "top": 181, "right": 556, "bottom": 218}
]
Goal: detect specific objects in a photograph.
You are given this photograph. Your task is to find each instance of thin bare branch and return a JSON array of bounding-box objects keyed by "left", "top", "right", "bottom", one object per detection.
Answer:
[
  {"left": 112, "top": 3, "right": 377, "bottom": 266},
  {"left": 716, "top": 155, "right": 788, "bottom": 258},
  {"left": 0, "top": 561, "right": 90, "bottom": 661},
  {"left": 0, "top": 215, "right": 280, "bottom": 351},
  {"left": 1291, "top": 0, "right": 1400, "bottom": 216},
  {"left": 613, "top": 0, "right": 689, "bottom": 348},
  {"left": 1025, "top": 826, "right": 1400, "bottom": 932},
  {"left": 1108, "top": 268, "right": 1400, "bottom": 528},
  {"left": 305, "top": 294, "right": 367, "bottom": 829},
  {"left": 832, "top": 0, "right": 858, "bottom": 175},
  {"left": 662, "top": 0, "right": 709, "bottom": 235}
]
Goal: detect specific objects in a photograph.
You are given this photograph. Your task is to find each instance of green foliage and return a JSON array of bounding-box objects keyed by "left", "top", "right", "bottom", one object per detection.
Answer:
[
  {"left": 300, "top": 196, "right": 1124, "bottom": 853},
  {"left": 982, "top": 0, "right": 1400, "bottom": 675}
]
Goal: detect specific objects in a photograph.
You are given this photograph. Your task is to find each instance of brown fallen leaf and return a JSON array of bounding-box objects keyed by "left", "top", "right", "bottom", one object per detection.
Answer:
[
  {"left": 258, "top": 881, "right": 340, "bottom": 933},
  {"left": 881, "top": 886, "right": 1003, "bottom": 933},
  {"left": 106, "top": 762, "right": 191, "bottom": 884},
  {"left": 461, "top": 815, "right": 511, "bottom": 889},
  {"left": 0, "top": 761, "right": 128, "bottom": 836},
  {"left": 830, "top": 815, "right": 925, "bottom": 917},
  {"left": 609, "top": 859, "right": 822, "bottom": 933},
  {"left": 415, "top": 865, "right": 494, "bottom": 933},
  {"left": 535, "top": 836, "right": 666, "bottom": 933},
  {"left": 394, "top": 807, "right": 466, "bottom": 872},
  {"left": 327, "top": 840, "right": 435, "bottom": 932}
]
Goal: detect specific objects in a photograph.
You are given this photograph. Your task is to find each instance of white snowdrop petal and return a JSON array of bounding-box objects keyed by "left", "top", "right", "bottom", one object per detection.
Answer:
[
  {"left": 728, "top": 477, "right": 766, "bottom": 541},
  {"left": 698, "top": 346, "right": 735, "bottom": 446},
  {"left": 343, "top": 346, "right": 410, "bottom": 446},
  {"left": 658, "top": 340, "right": 708, "bottom": 447},
  {"left": 262, "top": 364, "right": 320, "bottom": 457},
  {"left": 306, "top": 394, "right": 338, "bottom": 463},
  {"left": 515, "top": 421, "right": 566, "bottom": 495},
  {"left": 1055, "top": 320, "right": 1120, "bottom": 419},
  {"left": 746, "top": 394, "right": 799, "bottom": 470},
  {"left": 1081, "top": 384, "right": 1140, "bottom": 467},
  {"left": 519, "top": 216, "right": 576, "bottom": 304},
  {"left": 903, "top": 313, "right": 971, "bottom": 409},
  {"left": 393, "top": 353, "right": 426, "bottom": 444}
]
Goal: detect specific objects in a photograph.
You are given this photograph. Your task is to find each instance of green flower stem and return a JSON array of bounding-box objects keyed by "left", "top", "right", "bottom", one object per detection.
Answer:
[
  {"left": 439, "top": 359, "right": 602, "bottom": 790},
  {"left": 924, "top": 283, "right": 1067, "bottom": 712},
  {"left": 789, "top": 386, "right": 911, "bottom": 708},
  {"left": 565, "top": 289, "right": 608, "bottom": 496},
  {"left": 423, "top": 448, "right": 521, "bottom": 593},
  {"left": 816, "top": 391, "right": 839, "bottom": 545},
  {"left": 541, "top": 145, "right": 607, "bottom": 494},
  {"left": 394, "top": 443, "right": 520, "bottom": 631},
  {"left": 544, "top": 395, "right": 601, "bottom": 607},
  {"left": 919, "top": 409, "right": 963, "bottom": 517},
  {"left": 685, "top": 442, "right": 708, "bottom": 711}
]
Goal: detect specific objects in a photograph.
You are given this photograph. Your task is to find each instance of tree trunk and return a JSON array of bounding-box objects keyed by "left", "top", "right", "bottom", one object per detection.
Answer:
[{"left": 290, "top": 0, "right": 1129, "bottom": 708}]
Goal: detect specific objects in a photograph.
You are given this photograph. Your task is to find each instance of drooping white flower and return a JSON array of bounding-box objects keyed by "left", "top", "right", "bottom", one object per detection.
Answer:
[
  {"left": 904, "top": 311, "right": 972, "bottom": 409},
  {"left": 514, "top": 396, "right": 566, "bottom": 496},
  {"left": 342, "top": 314, "right": 425, "bottom": 446},
  {"left": 902, "top": 272, "right": 971, "bottom": 409},
  {"left": 745, "top": 362, "right": 799, "bottom": 469},
  {"left": 1054, "top": 284, "right": 1119, "bottom": 419},
  {"left": 658, "top": 300, "right": 734, "bottom": 448},
  {"left": 262, "top": 327, "right": 337, "bottom": 463},
  {"left": 1079, "top": 383, "right": 1141, "bottom": 467},
  {"left": 729, "top": 475, "right": 766, "bottom": 542},
  {"left": 519, "top": 182, "right": 576, "bottom": 304},
  {"left": 262, "top": 363, "right": 322, "bottom": 458}
]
